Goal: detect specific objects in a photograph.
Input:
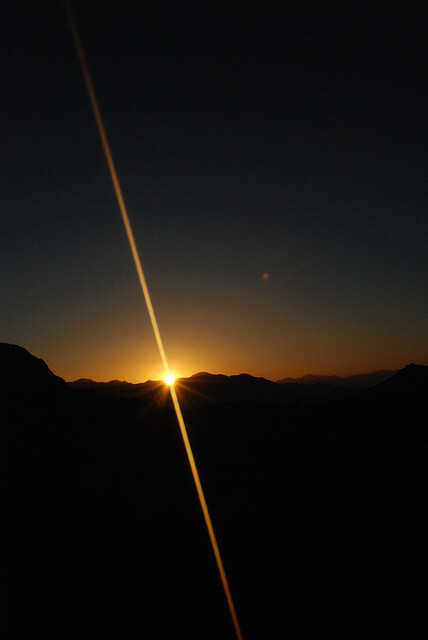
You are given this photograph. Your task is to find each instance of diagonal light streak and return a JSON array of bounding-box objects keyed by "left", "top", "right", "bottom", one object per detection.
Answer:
[
  {"left": 169, "top": 385, "right": 243, "bottom": 639},
  {"left": 65, "top": 4, "right": 243, "bottom": 639}
]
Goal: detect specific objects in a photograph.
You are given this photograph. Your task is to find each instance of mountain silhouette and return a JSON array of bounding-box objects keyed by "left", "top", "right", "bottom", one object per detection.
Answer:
[
  {"left": 354, "top": 363, "right": 427, "bottom": 402},
  {"left": 1, "top": 343, "right": 425, "bottom": 639},
  {"left": 70, "top": 376, "right": 165, "bottom": 400},
  {"left": 277, "top": 368, "right": 398, "bottom": 387},
  {"left": 71, "top": 371, "right": 354, "bottom": 405},
  {"left": 0, "top": 342, "right": 67, "bottom": 391}
]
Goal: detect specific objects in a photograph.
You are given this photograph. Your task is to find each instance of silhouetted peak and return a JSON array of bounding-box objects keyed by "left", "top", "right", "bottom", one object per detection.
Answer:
[
  {"left": 191, "top": 372, "right": 268, "bottom": 383},
  {"left": 0, "top": 342, "right": 66, "bottom": 390},
  {"left": 189, "top": 372, "right": 228, "bottom": 382},
  {"left": 228, "top": 373, "right": 275, "bottom": 386},
  {"left": 379, "top": 363, "right": 426, "bottom": 387},
  {"left": 351, "top": 363, "right": 427, "bottom": 408},
  {"left": 191, "top": 372, "right": 215, "bottom": 378}
]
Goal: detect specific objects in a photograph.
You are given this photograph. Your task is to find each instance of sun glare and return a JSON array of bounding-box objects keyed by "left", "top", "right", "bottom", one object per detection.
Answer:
[{"left": 164, "top": 373, "right": 176, "bottom": 386}]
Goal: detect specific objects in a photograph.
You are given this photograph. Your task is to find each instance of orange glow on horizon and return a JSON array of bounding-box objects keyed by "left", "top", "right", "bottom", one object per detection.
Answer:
[{"left": 164, "top": 373, "right": 176, "bottom": 385}]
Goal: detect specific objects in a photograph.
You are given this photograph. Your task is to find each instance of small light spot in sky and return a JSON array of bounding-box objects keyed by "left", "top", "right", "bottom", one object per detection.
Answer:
[{"left": 262, "top": 273, "right": 270, "bottom": 281}]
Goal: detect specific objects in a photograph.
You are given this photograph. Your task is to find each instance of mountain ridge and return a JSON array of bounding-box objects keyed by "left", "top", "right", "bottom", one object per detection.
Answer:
[
  {"left": 71, "top": 368, "right": 398, "bottom": 389},
  {"left": 277, "top": 369, "right": 399, "bottom": 387},
  {"left": 69, "top": 371, "right": 352, "bottom": 405},
  {"left": 0, "top": 342, "right": 419, "bottom": 407},
  {"left": 68, "top": 368, "right": 404, "bottom": 406}
]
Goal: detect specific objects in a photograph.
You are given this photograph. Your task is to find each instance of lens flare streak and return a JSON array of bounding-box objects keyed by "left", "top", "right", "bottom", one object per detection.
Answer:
[{"left": 65, "top": 4, "right": 243, "bottom": 640}]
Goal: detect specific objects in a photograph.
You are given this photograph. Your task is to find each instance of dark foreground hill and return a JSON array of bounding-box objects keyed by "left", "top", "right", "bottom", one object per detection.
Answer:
[{"left": 1, "top": 343, "right": 426, "bottom": 639}]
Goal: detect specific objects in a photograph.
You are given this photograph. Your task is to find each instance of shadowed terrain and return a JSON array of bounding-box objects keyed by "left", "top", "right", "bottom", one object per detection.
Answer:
[{"left": 1, "top": 343, "right": 425, "bottom": 639}]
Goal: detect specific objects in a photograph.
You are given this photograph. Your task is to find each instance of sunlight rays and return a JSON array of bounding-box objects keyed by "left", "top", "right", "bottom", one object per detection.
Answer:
[
  {"left": 65, "top": 4, "right": 243, "bottom": 639},
  {"left": 164, "top": 373, "right": 176, "bottom": 385}
]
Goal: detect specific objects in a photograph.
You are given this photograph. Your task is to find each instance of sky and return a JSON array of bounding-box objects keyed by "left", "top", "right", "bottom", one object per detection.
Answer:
[{"left": 1, "top": 1, "right": 426, "bottom": 382}]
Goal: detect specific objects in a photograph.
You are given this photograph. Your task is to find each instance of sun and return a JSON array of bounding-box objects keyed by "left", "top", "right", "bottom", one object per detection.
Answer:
[{"left": 164, "top": 373, "right": 176, "bottom": 386}]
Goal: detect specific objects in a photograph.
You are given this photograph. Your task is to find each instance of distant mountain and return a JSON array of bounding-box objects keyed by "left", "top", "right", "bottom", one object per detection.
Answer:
[
  {"left": 69, "top": 377, "right": 164, "bottom": 399},
  {"left": 70, "top": 371, "right": 352, "bottom": 405},
  {"left": 277, "top": 369, "right": 398, "bottom": 388},
  {"left": 71, "top": 369, "right": 402, "bottom": 406}
]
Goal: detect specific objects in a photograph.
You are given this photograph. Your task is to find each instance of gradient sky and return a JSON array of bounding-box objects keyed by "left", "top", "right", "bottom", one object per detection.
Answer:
[{"left": 1, "top": 2, "right": 426, "bottom": 382}]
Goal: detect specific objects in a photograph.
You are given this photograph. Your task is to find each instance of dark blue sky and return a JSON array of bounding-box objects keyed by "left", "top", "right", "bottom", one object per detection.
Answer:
[{"left": 1, "top": 1, "right": 426, "bottom": 381}]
